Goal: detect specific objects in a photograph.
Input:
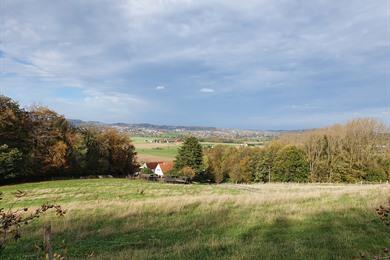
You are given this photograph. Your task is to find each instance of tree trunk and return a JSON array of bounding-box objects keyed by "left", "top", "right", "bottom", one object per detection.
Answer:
[{"left": 268, "top": 166, "right": 271, "bottom": 183}]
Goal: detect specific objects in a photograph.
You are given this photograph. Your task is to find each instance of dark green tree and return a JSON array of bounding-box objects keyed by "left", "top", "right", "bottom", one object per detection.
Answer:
[
  {"left": 273, "top": 145, "right": 309, "bottom": 182},
  {"left": 0, "top": 145, "right": 23, "bottom": 180},
  {"left": 174, "top": 137, "right": 204, "bottom": 176},
  {"left": 253, "top": 143, "right": 282, "bottom": 183},
  {"left": 82, "top": 128, "right": 105, "bottom": 175}
]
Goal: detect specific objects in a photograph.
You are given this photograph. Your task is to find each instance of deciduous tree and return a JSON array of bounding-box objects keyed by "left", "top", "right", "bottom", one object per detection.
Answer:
[{"left": 273, "top": 145, "right": 309, "bottom": 182}]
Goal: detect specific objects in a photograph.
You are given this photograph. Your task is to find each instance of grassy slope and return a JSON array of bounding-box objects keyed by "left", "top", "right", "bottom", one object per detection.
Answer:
[
  {"left": 1, "top": 180, "right": 389, "bottom": 259},
  {"left": 136, "top": 147, "right": 178, "bottom": 159}
]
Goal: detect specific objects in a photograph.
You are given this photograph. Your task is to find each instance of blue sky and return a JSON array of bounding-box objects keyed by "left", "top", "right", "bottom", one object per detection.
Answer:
[{"left": 0, "top": 0, "right": 389, "bottom": 130}]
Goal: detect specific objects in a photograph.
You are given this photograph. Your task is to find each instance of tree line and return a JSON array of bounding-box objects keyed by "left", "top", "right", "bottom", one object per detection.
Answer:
[
  {"left": 157, "top": 119, "right": 390, "bottom": 184},
  {"left": 203, "top": 119, "right": 390, "bottom": 183},
  {"left": 0, "top": 95, "right": 138, "bottom": 182},
  {"left": 2, "top": 95, "right": 389, "bottom": 184}
]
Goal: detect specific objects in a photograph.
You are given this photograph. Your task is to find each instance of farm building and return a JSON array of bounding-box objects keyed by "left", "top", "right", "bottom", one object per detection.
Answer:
[{"left": 140, "top": 161, "right": 174, "bottom": 176}]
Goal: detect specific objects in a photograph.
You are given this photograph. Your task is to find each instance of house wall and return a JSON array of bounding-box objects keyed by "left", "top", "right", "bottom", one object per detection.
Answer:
[{"left": 154, "top": 164, "right": 164, "bottom": 176}]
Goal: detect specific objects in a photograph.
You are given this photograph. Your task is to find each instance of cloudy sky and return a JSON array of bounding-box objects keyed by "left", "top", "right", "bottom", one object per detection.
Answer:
[{"left": 1, "top": 0, "right": 389, "bottom": 129}]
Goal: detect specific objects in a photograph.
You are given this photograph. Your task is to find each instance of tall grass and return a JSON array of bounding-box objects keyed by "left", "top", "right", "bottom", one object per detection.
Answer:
[{"left": 1, "top": 180, "right": 389, "bottom": 259}]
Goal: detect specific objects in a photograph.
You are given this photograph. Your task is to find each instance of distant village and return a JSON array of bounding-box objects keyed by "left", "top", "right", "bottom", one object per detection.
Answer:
[{"left": 69, "top": 119, "right": 279, "bottom": 143}]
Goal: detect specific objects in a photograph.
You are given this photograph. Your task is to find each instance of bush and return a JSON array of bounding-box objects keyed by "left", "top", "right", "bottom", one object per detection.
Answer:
[
  {"left": 141, "top": 167, "right": 153, "bottom": 175},
  {"left": 179, "top": 166, "right": 196, "bottom": 179}
]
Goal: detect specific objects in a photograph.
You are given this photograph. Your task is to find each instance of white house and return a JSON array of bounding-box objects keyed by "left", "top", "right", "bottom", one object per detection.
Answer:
[{"left": 140, "top": 161, "right": 174, "bottom": 177}]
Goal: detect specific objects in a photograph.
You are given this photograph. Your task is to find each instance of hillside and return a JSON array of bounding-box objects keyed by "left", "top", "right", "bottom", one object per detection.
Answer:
[
  {"left": 1, "top": 180, "right": 389, "bottom": 259},
  {"left": 67, "top": 119, "right": 279, "bottom": 142}
]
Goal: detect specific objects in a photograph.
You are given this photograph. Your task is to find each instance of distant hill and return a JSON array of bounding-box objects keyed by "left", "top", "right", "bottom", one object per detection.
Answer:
[
  {"left": 67, "top": 119, "right": 302, "bottom": 140},
  {"left": 67, "top": 119, "right": 218, "bottom": 131}
]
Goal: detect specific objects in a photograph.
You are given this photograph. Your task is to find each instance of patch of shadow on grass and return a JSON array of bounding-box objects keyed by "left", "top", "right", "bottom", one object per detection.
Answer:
[
  {"left": 241, "top": 210, "right": 390, "bottom": 260},
  {"left": 1, "top": 206, "right": 389, "bottom": 259}
]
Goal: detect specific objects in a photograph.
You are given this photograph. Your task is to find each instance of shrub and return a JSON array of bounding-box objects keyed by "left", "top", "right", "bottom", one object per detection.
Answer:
[{"left": 179, "top": 166, "right": 196, "bottom": 179}]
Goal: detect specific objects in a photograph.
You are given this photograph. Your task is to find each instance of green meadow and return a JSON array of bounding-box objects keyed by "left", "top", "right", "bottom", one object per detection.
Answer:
[
  {"left": 1, "top": 179, "right": 389, "bottom": 259},
  {"left": 131, "top": 136, "right": 245, "bottom": 162},
  {"left": 135, "top": 146, "right": 178, "bottom": 160}
]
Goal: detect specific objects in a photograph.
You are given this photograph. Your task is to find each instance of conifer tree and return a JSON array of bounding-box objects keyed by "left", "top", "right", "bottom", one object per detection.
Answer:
[{"left": 174, "top": 137, "right": 204, "bottom": 175}]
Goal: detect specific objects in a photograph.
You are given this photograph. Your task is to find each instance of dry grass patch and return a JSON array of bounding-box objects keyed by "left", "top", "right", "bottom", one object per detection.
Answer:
[{"left": 0, "top": 180, "right": 389, "bottom": 259}]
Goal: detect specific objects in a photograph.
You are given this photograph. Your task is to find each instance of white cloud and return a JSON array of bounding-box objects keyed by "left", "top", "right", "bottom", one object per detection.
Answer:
[
  {"left": 246, "top": 106, "right": 390, "bottom": 130},
  {"left": 200, "top": 88, "right": 215, "bottom": 93},
  {"left": 51, "top": 89, "right": 148, "bottom": 123},
  {"left": 0, "top": 0, "right": 388, "bottom": 128},
  {"left": 1, "top": 0, "right": 387, "bottom": 93},
  {"left": 288, "top": 104, "right": 321, "bottom": 111}
]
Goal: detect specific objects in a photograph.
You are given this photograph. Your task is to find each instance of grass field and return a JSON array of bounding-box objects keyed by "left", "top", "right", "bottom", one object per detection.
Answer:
[
  {"left": 130, "top": 136, "right": 179, "bottom": 161},
  {"left": 130, "top": 137, "right": 159, "bottom": 144},
  {"left": 131, "top": 136, "right": 247, "bottom": 162},
  {"left": 1, "top": 180, "right": 389, "bottom": 259},
  {"left": 136, "top": 146, "right": 178, "bottom": 161}
]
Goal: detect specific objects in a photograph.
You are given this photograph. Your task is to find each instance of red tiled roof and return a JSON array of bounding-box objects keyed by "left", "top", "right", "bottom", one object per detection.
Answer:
[
  {"left": 144, "top": 161, "right": 174, "bottom": 174},
  {"left": 159, "top": 161, "right": 174, "bottom": 173},
  {"left": 145, "top": 162, "right": 159, "bottom": 170}
]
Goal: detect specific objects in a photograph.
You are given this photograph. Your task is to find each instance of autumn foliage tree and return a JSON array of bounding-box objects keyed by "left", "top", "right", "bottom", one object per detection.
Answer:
[
  {"left": 179, "top": 166, "right": 196, "bottom": 179},
  {"left": 0, "top": 96, "right": 32, "bottom": 179},
  {"left": 279, "top": 118, "right": 390, "bottom": 183},
  {"left": 99, "top": 129, "right": 138, "bottom": 175},
  {"left": 0, "top": 96, "right": 31, "bottom": 151},
  {"left": 204, "top": 145, "right": 231, "bottom": 183},
  {"left": 204, "top": 118, "right": 389, "bottom": 183},
  {"left": 29, "top": 107, "right": 72, "bottom": 175},
  {"left": 0, "top": 95, "right": 138, "bottom": 182}
]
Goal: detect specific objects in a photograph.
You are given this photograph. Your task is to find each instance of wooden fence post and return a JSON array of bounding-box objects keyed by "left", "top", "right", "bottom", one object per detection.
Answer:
[{"left": 44, "top": 223, "right": 53, "bottom": 260}]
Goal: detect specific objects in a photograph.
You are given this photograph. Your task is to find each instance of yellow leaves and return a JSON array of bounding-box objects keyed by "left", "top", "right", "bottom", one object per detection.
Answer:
[
  {"left": 46, "top": 141, "right": 68, "bottom": 168},
  {"left": 179, "top": 166, "right": 196, "bottom": 178}
]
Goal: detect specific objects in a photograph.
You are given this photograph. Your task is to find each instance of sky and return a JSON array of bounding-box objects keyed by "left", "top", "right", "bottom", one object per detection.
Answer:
[{"left": 0, "top": 0, "right": 389, "bottom": 130}]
